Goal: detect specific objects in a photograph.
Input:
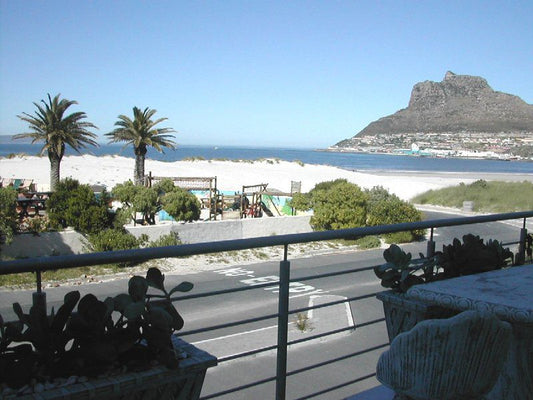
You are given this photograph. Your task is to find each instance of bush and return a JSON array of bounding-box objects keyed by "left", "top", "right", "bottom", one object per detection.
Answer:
[
  {"left": 148, "top": 232, "right": 181, "bottom": 247},
  {"left": 354, "top": 235, "right": 381, "bottom": 249},
  {"left": 47, "top": 178, "right": 112, "bottom": 234},
  {"left": 112, "top": 181, "right": 159, "bottom": 225},
  {"left": 0, "top": 187, "right": 18, "bottom": 246},
  {"left": 161, "top": 188, "right": 201, "bottom": 222},
  {"left": 310, "top": 181, "right": 368, "bottom": 230},
  {"left": 366, "top": 193, "right": 424, "bottom": 243},
  {"left": 289, "top": 192, "right": 311, "bottom": 211},
  {"left": 84, "top": 228, "right": 148, "bottom": 253}
]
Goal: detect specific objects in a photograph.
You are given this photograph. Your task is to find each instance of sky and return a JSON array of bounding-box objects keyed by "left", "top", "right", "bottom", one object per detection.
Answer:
[{"left": 1, "top": 1, "right": 532, "bottom": 148}]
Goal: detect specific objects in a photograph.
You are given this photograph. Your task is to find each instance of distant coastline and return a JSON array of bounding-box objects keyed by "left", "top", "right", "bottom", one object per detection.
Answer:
[
  {"left": 1, "top": 143, "right": 533, "bottom": 175},
  {"left": 321, "top": 147, "right": 532, "bottom": 162}
]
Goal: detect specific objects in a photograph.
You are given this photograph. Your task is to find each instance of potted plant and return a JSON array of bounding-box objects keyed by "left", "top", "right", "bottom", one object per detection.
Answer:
[
  {"left": 0, "top": 267, "right": 216, "bottom": 399},
  {"left": 374, "top": 234, "right": 514, "bottom": 341}
]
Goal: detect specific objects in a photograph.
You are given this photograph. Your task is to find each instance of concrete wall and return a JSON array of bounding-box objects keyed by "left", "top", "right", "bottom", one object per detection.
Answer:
[{"left": 2, "top": 216, "right": 312, "bottom": 258}]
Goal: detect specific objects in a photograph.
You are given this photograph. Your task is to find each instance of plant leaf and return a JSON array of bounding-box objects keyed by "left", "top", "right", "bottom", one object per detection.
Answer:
[
  {"left": 124, "top": 301, "right": 145, "bottom": 320},
  {"left": 146, "top": 268, "right": 165, "bottom": 291},
  {"left": 168, "top": 281, "right": 194, "bottom": 296}
]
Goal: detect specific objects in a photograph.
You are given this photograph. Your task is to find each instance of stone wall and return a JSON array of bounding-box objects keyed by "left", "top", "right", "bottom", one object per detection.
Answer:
[{"left": 1, "top": 216, "right": 313, "bottom": 258}]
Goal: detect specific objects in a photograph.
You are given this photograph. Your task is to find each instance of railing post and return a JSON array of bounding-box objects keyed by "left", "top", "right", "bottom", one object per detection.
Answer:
[
  {"left": 32, "top": 270, "right": 46, "bottom": 314},
  {"left": 426, "top": 228, "right": 436, "bottom": 258},
  {"left": 276, "top": 245, "right": 290, "bottom": 400},
  {"left": 516, "top": 218, "right": 527, "bottom": 266}
]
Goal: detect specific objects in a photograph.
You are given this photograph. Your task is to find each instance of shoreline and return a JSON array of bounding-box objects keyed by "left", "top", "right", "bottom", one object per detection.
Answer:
[{"left": 1, "top": 154, "right": 532, "bottom": 200}]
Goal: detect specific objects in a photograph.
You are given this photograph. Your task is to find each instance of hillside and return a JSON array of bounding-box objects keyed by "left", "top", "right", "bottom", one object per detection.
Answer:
[{"left": 336, "top": 71, "right": 533, "bottom": 149}]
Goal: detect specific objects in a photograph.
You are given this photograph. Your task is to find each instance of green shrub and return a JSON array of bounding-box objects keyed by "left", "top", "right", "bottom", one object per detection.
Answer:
[
  {"left": 47, "top": 178, "right": 111, "bottom": 233},
  {"left": 310, "top": 181, "right": 368, "bottom": 230},
  {"left": 112, "top": 181, "right": 158, "bottom": 225},
  {"left": 148, "top": 233, "right": 181, "bottom": 248},
  {"left": 161, "top": 188, "right": 201, "bottom": 222},
  {"left": 354, "top": 235, "right": 381, "bottom": 249},
  {"left": 367, "top": 193, "right": 424, "bottom": 243},
  {"left": 84, "top": 228, "right": 148, "bottom": 253},
  {"left": 153, "top": 178, "right": 176, "bottom": 195},
  {"left": 0, "top": 187, "right": 18, "bottom": 246},
  {"left": 288, "top": 192, "right": 311, "bottom": 211}
]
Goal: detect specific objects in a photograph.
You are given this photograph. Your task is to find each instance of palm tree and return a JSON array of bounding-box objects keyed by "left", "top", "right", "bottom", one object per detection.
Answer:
[
  {"left": 106, "top": 107, "right": 176, "bottom": 185},
  {"left": 15, "top": 94, "right": 98, "bottom": 191}
]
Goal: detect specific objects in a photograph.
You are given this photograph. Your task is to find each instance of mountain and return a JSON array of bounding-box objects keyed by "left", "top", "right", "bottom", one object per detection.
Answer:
[{"left": 335, "top": 71, "right": 533, "bottom": 147}]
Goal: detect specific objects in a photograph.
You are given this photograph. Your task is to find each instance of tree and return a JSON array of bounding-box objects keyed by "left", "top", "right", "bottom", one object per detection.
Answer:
[
  {"left": 0, "top": 187, "right": 18, "bottom": 248},
  {"left": 106, "top": 107, "right": 176, "bottom": 185},
  {"left": 14, "top": 94, "right": 98, "bottom": 191}
]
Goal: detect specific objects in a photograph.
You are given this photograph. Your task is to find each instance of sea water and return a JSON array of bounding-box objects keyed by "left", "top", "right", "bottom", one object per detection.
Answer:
[{"left": 1, "top": 143, "right": 532, "bottom": 174}]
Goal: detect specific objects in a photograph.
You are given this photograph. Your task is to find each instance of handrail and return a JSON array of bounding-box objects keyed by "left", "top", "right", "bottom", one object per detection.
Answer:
[
  {"left": 0, "top": 210, "right": 531, "bottom": 400},
  {"left": 1, "top": 210, "right": 531, "bottom": 275}
]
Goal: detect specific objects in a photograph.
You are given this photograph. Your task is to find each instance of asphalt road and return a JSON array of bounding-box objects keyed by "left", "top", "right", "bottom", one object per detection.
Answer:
[{"left": 0, "top": 210, "right": 527, "bottom": 399}]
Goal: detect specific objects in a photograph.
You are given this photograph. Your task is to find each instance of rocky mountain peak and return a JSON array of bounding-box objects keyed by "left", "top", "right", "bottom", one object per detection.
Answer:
[{"left": 336, "top": 72, "right": 533, "bottom": 145}]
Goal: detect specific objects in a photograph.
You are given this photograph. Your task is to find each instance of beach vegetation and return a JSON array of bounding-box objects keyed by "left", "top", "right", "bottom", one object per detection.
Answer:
[
  {"left": 310, "top": 180, "right": 368, "bottom": 230},
  {"left": 106, "top": 107, "right": 176, "bottom": 185},
  {"left": 412, "top": 180, "right": 533, "bottom": 212},
  {"left": 113, "top": 179, "right": 201, "bottom": 225},
  {"left": 14, "top": 93, "right": 98, "bottom": 191},
  {"left": 47, "top": 178, "right": 112, "bottom": 234},
  {"left": 354, "top": 235, "right": 382, "bottom": 249},
  {"left": 112, "top": 181, "right": 158, "bottom": 225},
  {"left": 291, "top": 181, "right": 423, "bottom": 242},
  {"left": 0, "top": 187, "right": 18, "bottom": 248},
  {"left": 161, "top": 188, "right": 201, "bottom": 222},
  {"left": 366, "top": 187, "right": 424, "bottom": 243},
  {"left": 147, "top": 232, "right": 181, "bottom": 247}
]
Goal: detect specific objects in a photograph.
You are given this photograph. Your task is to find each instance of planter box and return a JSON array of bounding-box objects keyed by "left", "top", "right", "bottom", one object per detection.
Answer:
[
  {"left": 377, "top": 290, "right": 456, "bottom": 342},
  {"left": 12, "top": 337, "right": 217, "bottom": 400}
]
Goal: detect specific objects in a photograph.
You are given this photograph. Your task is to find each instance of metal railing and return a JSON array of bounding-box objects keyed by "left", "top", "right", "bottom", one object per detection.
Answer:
[{"left": 1, "top": 210, "right": 532, "bottom": 399}]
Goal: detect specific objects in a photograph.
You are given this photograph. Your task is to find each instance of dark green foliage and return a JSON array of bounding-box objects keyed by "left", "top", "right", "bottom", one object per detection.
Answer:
[
  {"left": 354, "top": 235, "right": 381, "bottom": 249},
  {"left": 310, "top": 181, "right": 368, "bottom": 230},
  {"left": 0, "top": 187, "right": 18, "bottom": 247},
  {"left": 374, "top": 244, "right": 435, "bottom": 293},
  {"left": 112, "top": 181, "right": 159, "bottom": 225},
  {"left": 412, "top": 180, "right": 533, "bottom": 212},
  {"left": 148, "top": 232, "right": 181, "bottom": 248},
  {"left": 438, "top": 234, "right": 514, "bottom": 277},
  {"left": 85, "top": 228, "right": 148, "bottom": 252},
  {"left": 47, "top": 178, "right": 112, "bottom": 233},
  {"left": 288, "top": 192, "right": 311, "bottom": 211},
  {"left": 366, "top": 192, "right": 424, "bottom": 243},
  {"left": 375, "top": 234, "right": 515, "bottom": 293},
  {"left": 161, "top": 188, "right": 201, "bottom": 222},
  {"left": 153, "top": 178, "right": 176, "bottom": 195},
  {"left": 0, "top": 268, "right": 192, "bottom": 388}
]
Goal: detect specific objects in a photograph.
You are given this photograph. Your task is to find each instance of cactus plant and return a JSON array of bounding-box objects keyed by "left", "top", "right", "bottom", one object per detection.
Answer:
[
  {"left": 375, "top": 234, "right": 515, "bottom": 293},
  {"left": 0, "top": 267, "right": 193, "bottom": 389}
]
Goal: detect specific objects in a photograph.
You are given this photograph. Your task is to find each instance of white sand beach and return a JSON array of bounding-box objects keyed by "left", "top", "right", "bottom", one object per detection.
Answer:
[{"left": 1, "top": 155, "right": 532, "bottom": 200}]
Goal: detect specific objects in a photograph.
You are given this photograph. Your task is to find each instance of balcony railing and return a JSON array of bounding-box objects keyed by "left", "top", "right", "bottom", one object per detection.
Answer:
[{"left": 1, "top": 210, "right": 531, "bottom": 399}]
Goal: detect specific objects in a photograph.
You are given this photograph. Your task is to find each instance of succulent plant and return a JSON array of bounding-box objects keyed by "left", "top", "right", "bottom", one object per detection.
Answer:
[
  {"left": 374, "top": 244, "right": 438, "bottom": 293},
  {"left": 0, "top": 267, "right": 193, "bottom": 389},
  {"left": 375, "top": 234, "right": 515, "bottom": 293}
]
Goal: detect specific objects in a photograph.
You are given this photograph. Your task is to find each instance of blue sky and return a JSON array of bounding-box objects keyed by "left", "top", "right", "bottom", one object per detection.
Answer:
[{"left": 1, "top": 1, "right": 532, "bottom": 148}]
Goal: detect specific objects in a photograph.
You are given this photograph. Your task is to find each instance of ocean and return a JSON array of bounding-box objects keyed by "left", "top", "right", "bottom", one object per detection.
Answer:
[{"left": 1, "top": 143, "right": 532, "bottom": 174}]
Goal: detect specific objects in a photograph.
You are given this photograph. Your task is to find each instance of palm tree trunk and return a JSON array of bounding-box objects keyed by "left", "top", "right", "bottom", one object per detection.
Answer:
[
  {"left": 134, "top": 148, "right": 146, "bottom": 186},
  {"left": 49, "top": 154, "right": 61, "bottom": 191}
]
